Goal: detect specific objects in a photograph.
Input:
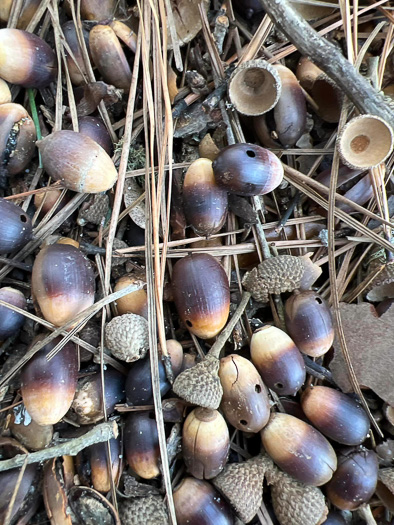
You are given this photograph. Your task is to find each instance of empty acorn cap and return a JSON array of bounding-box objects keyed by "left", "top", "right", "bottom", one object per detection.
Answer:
[
  {"left": 228, "top": 59, "right": 281, "bottom": 117},
  {"left": 172, "top": 354, "right": 223, "bottom": 409},
  {"left": 338, "top": 114, "right": 394, "bottom": 170},
  {"left": 119, "top": 495, "right": 168, "bottom": 524},
  {"left": 77, "top": 194, "right": 110, "bottom": 226},
  {"left": 366, "top": 262, "right": 394, "bottom": 302},
  {"left": 105, "top": 313, "right": 149, "bottom": 362}
]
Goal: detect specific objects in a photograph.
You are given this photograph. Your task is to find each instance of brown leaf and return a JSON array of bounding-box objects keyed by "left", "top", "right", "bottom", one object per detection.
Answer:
[{"left": 330, "top": 302, "right": 394, "bottom": 405}]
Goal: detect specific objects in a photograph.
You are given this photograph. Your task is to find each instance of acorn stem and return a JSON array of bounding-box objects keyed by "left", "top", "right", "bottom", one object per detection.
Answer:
[{"left": 27, "top": 88, "right": 42, "bottom": 168}]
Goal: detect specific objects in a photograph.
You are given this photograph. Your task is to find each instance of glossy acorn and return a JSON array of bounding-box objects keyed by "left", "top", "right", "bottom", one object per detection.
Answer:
[
  {"left": 212, "top": 143, "right": 283, "bottom": 196},
  {"left": 126, "top": 354, "right": 170, "bottom": 405},
  {"left": 32, "top": 243, "right": 95, "bottom": 327},
  {"left": 172, "top": 253, "right": 230, "bottom": 339},
  {"left": 0, "top": 287, "right": 27, "bottom": 339},
  {"left": 78, "top": 116, "right": 113, "bottom": 155},
  {"left": 0, "top": 197, "right": 32, "bottom": 254},
  {"left": 284, "top": 291, "right": 334, "bottom": 357},
  {"left": 183, "top": 158, "right": 228, "bottom": 236},
  {"left": 321, "top": 512, "right": 347, "bottom": 525},
  {"left": 21, "top": 335, "right": 79, "bottom": 426},
  {"left": 37, "top": 130, "right": 118, "bottom": 193},
  {"left": 62, "top": 21, "right": 90, "bottom": 86},
  {"left": 114, "top": 274, "right": 148, "bottom": 318},
  {"left": 65, "top": 0, "right": 116, "bottom": 21},
  {"left": 124, "top": 411, "right": 160, "bottom": 479},
  {"left": 250, "top": 325, "right": 306, "bottom": 396},
  {"left": 88, "top": 437, "right": 122, "bottom": 493},
  {"left": 0, "top": 28, "right": 57, "bottom": 88},
  {"left": 219, "top": 354, "right": 270, "bottom": 432},
  {"left": 261, "top": 413, "right": 337, "bottom": 486},
  {"left": 173, "top": 477, "right": 234, "bottom": 525},
  {"left": 326, "top": 448, "right": 378, "bottom": 510},
  {"left": 301, "top": 385, "right": 370, "bottom": 445}
]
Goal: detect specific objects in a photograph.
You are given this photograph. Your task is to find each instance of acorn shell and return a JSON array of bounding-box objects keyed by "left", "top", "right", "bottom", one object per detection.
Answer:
[
  {"left": 37, "top": 130, "right": 118, "bottom": 193},
  {"left": 124, "top": 411, "right": 160, "bottom": 479},
  {"left": 0, "top": 197, "right": 32, "bottom": 254},
  {"left": 0, "top": 287, "right": 27, "bottom": 340},
  {"left": 62, "top": 21, "right": 90, "bottom": 86}
]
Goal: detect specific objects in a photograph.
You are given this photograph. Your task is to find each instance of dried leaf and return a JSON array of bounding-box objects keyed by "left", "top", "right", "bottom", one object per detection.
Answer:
[
  {"left": 124, "top": 178, "right": 146, "bottom": 230},
  {"left": 75, "top": 82, "right": 123, "bottom": 116},
  {"left": 330, "top": 302, "right": 394, "bottom": 405}
]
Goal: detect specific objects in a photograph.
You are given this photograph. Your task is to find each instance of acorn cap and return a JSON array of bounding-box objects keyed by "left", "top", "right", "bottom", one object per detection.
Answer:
[
  {"left": 77, "top": 194, "right": 109, "bottom": 226},
  {"left": 111, "top": 238, "right": 129, "bottom": 267},
  {"left": 119, "top": 495, "right": 169, "bottom": 524},
  {"left": 172, "top": 354, "right": 222, "bottom": 409},
  {"left": 366, "top": 262, "right": 394, "bottom": 302},
  {"left": 105, "top": 313, "right": 149, "bottom": 362}
]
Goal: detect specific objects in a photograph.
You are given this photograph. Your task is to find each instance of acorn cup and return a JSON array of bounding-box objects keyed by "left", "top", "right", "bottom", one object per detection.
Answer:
[
  {"left": 284, "top": 290, "right": 334, "bottom": 358},
  {"left": 0, "top": 286, "right": 27, "bottom": 340},
  {"left": 114, "top": 274, "right": 148, "bottom": 318},
  {"left": 78, "top": 116, "right": 113, "bottom": 155},
  {"left": 62, "top": 21, "right": 90, "bottom": 86},
  {"left": 119, "top": 495, "right": 169, "bottom": 525},
  {"left": 105, "top": 313, "right": 149, "bottom": 363},
  {"left": 0, "top": 28, "right": 57, "bottom": 88},
  {"left": 337, "top": 114, "right": 394, "bottom": 170},
  {"left": 212, "top": 143, "right": 283, "bottom": 196},
  {"left": 183, "top": 158, "right": 228, "bottom": 237},
  {"left": 68, "top": 486, "right": 120, "bottom": 525},
  {"left": 325, "top": 447, "right": 378, "bottom": 510},
  {"left": 219, "top": 354, "right": 270, "bottom": 432},
  {"left": 250, "top": 325, "right": 306, "bottom": 396},
  {"left": 366, "top": 260, "right": 394, "bottom": 302},
  {"left": 124, "top": 411, "right": 160, "bottom": 479},
  {"left": 37, "top": 130, "right": 118, "bottom": 193},
  {"left": 228, "top": 59, "right": 281, "bottom": 117},
  {"left": 301, "top": 385, "right": 370, "bottom": 445},
  {"left": 0, "top": 197, "right": 33, "bottom": 254},
  {"left": 0, "top": 78, "right": 11, "bottom": 104},
  {"left": 260, "top": 413, "right": 337, "bottom": 486}
]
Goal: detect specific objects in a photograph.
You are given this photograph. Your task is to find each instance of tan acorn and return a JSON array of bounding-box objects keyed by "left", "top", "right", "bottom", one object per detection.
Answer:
[
  {"left": 105, "top": 313, "right": 149, "bottom": 363},
  {"left": 119, "top": 496, "right": 169, "bottom": 525},
  {"left": 114, "top": 274, "right": 148, "bottom": 319},
  {"left": 77, "top": 194, "right": 109, "bottom": 226},
  {"left": 0, "top": 79, "right": 11, "bottom": 105}
]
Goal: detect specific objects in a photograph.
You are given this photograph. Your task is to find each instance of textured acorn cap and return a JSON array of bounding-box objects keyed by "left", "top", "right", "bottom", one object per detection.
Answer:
[
  {"left": 172, "top": 354, "right": 222, "bottom": 409},
  {"left": 105, "top": 313, "right": 149, "bottom": 362},
  {"left": 119, "top": 495, "right": 169, "bottom": 524},
  {"left": 366, "top": 262, "right": 394, "bottom": 302},
  {"left": 77, "top": 194, "right": 109, "bottom": 226},
  {"left": 111, "top": 238, "right": 129, "bottom": 267}
]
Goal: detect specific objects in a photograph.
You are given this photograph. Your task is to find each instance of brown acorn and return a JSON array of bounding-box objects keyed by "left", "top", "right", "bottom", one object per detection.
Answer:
[
  {"left": 9, "top": 403, "right": 53, "bottom": 451},
  {"left": 173, "top": 477, "right": 234, "bottom": 525},
  {"left": 212, "top": 143, "right": 283, "bottom": 196},
  {"left": 65, "top": 0, "right": 117, "bottom": 21},
  {"left": 32, "top": 243, "right": 95, "bottom": 327},
  {"left": 109, "top": 20, "right": 138, "bottom": 53},
  {"left": 326, "top": 447, "right": 378, "bottom": 510},
  {"left": 183, "top": 158, "right": 228, "bottom": 237},
  {"left": 0, "top": 28, "right": 57, "bottom": 88},
  {"left": 114, "top": 274, "right": 148, "bottom": 318},
  {"left": 219, "top": 354, "right": 270, "bottom": 432},
  {"left": 0, "top": 78, "right": 11, "bottom": 104},
  {"left": 0, "top": 0, "right": 41, "bottom": 30},
  {"left": 62, "top": 21, "right": 90, "bottom": 86},
  {"left": 37, "top": 130, "right": 118, "bottom": 193},
  {"left": 105, "top": 313, "right": 149, "bottom": 362},
  {"left": 261, "top": 413, "right": 337, "bottom": 486},
  {"left": 172, "top": 253, "right": 230, "bottom": 339},
  {"left": 124, "top": 411, "right": 160, "bottom": 479},
  {"left": 43, "top": 457, "right": 74, "bottom": 525},
  {"left": 78, "top": 115, "right": 113, "bottom": 155},
  {"left": 284, "top": 291, "right": 334, "bottom": 358},
  {"left": 165, "top": 339, "right": 184, "bottom": 377},
  {"left": 0, "top": 286, "right": 27, "bottom": 340},
  {"left": 301, "top": 385, "right": 370, "bottom": 445},
  {"left": 250, "top": 325, "right": 306, "bottom": 396},
  {"left": 321, "top": 512, "right": 347, "bottom": 525},
  {"left": 119, "top": 496, "right": 169, "bottom": 525},
  {"left": 0, "top": 197, "right": 32, "bottom": 254},
  {"left": 183, "top": 407, "right": 230, "bottom": 479},
  {"left": 34, "top": 189, "right": 67, "bottom": 218},
  {"left": 88, "top": 437, "right": 122, "bottom": 493}
]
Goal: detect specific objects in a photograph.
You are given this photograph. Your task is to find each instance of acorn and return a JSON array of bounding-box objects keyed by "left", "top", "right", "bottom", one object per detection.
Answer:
[
  {"left": 218, "top": 354, "right": 270, "bottom": 432},
  {"left": 9, "top": 403, "right": 53, "bottom": 451},
  {"left": 325, "top": 447, "right": 378, "bottom": 510},
  {"left": 0, "top": 103, "right": 36, "bottom": 175},
  {"left": 260, "top": 413, "right": 337, "bottom": 486},
  {"left": 0, "top": 78, "right": 11, "bottom": 104},
  {"left": 173, "top": 477, "right": 234, "bottom": 525},
  {"left": 119, "top": 496, "right": 169, "bottom": 525},
  {"left": 183, "top": 158, "right": 228, "bottom": 237},
  {"left": 109, "top": 20, "right": 138, "bottom": 53},
  {"left": 65, "top": 0, "right": 117, "bottom": 21},
  {"left": 88, "top": 437, "right": 122, "bottom": 493},
  {"left": 231, "top": 0, "right": 264, "bottom": 18},
  {"left": 250, "top": 326, "right": 306, "bottom": 396},
  {"left": 37, "top": 130, "right": 118, "bottom": 193},
  {"left": 114, "top": 274, "right": 148, "bottom": 318},
  {"left": 301, "top": 385, "right": 370, "bottom": 445},
  {"left": 0, "top": 28, "right": 57, "bottom": 88},
  {"left": 89, "top": 25, "right": 132, "bottom": 92},
  {"left": 124, "top": 411, "right": 160, "bottom": 479},
  {"left": 172, "top": 253, "right": 230, "bottom": 339},
  {"left": 0, "top": 286, "right": 27, "bottom": 340},
  {"left": 72, "top": 369, "right": 125, "bottom": 424},
  {"left": 0, "top": 197, "right": 32, "bottom": 254},
  {"left": 77, "top": 193, "right": 109, "bottom": 226},
  {"left": 165, "top": 339, "right": 184, "bottom": 377},
  {"left": 199, "top": 133, "right": 220, "bottom": 161},
  {"left": 62, "top": 21, "right": 90, "bottom": 86},
  {"left": 21, "top": 335, "right": 78, "bottom": 426},
  {"left": 125, "top": 354, "right": 170, "bottom": 405},
  {"left": 31, "top": 243, "right": 95, "bottom": 327},
  {"left": 212, "top": 143, "right": 283, "bottom": 196},
  {"left": 321, "top": 512, "right": 347, "bottom": 525},
  {"left": 0, "top": 0, "right": 41, "bottom": 30},
  {"left": 376, "top": 468, "right": 394, "bottom": 512},
  {"left": 43, "top": 457, "right": 75, "bottom": 525},
  {"left": 284, "top": 291, "right": 334, "bottom": 358},
  {"left": 105, "top": 313, "right": 149, "bottom": 363},
  {"left": 183, "top": 407, "right": 230, "bottom": 479},
  {"left": 34, "top": 189, "right": 67, "bottom": 218},
  {"left": 78, "top": 116, "right": 113, "bottom": 155}
]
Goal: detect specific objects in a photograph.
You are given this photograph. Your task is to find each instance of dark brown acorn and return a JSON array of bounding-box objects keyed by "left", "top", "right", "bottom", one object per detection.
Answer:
[
  {"left": 231, "top": 0, "right": 264, "bottom": 18},
  {"left": 219, "top": 354, "right": 270, "bottom": 432},
  {"left": 250, "top": 325, "right": 306, "bottom": 396},
  {"left": 78, "top": 116, "right": 113, "bottom": 155},
  {"left": 183, "top": 158, "right": 228, "bottom": 237},
  {"left": 31, "top": 243, "right": 95, "bottom": 327},
  {"left": 62, "top": 21, "right": 90, "bottom": 86},
  {"left": 89, "top": 25, "right": 132, "bottom": 92},
  {"left": 9, "top": 403, "right": 53, "bottom": 451},
  {"left": 37, "top": 130, "right": 118, "bottom": 193},
  {"left": 173, "top": 477, "right": 234, "bottom": 525},
  {"left": 124, "top": 411, "right": 160, "bottom": 479},
  {"left": 20, "top": 335, "right": 79, "bottom": 426},
  {"left": 0, "top": 103, "right": 36, "bottom": 175},
  {"left": 260, "top": 413, "right": 337, "bottom": 486},
  {"left": 125, "top": 354, "right": 170, "bottom": 405},
  {"left": 172, "top": 253, "right": 230, "bottom": 339},
  {"left": 88, "top": 437, "right": 122, "bottom": 493},
  {"left": 0, "top": 286, "right": 27, "bottom": 339},
  {"left": 65, "top": 0, "right": 116, "bottom": 20},
  {"left": 183, "top": 407, "right": 230, "bottom": 479},
  {"left": 0, "top": 28, "right": 57, "bottom": 88},
  {"left": 212, "top": 143, "right": 283, "bottom": 196},
  {"left": 321, "top": 512, "right": 347, "bottom": 525},
  {"left": 325, "top": 447, "right": 378, "bottom": 510},
  {"left": 301, "top": 386, "right": 370, "bottom": 445},
  {"left": 284, "top": 291, "right": 334, "bottom": 357},
  {"left": 0, "top": 197, "right": 32, "bottom": 254}
]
